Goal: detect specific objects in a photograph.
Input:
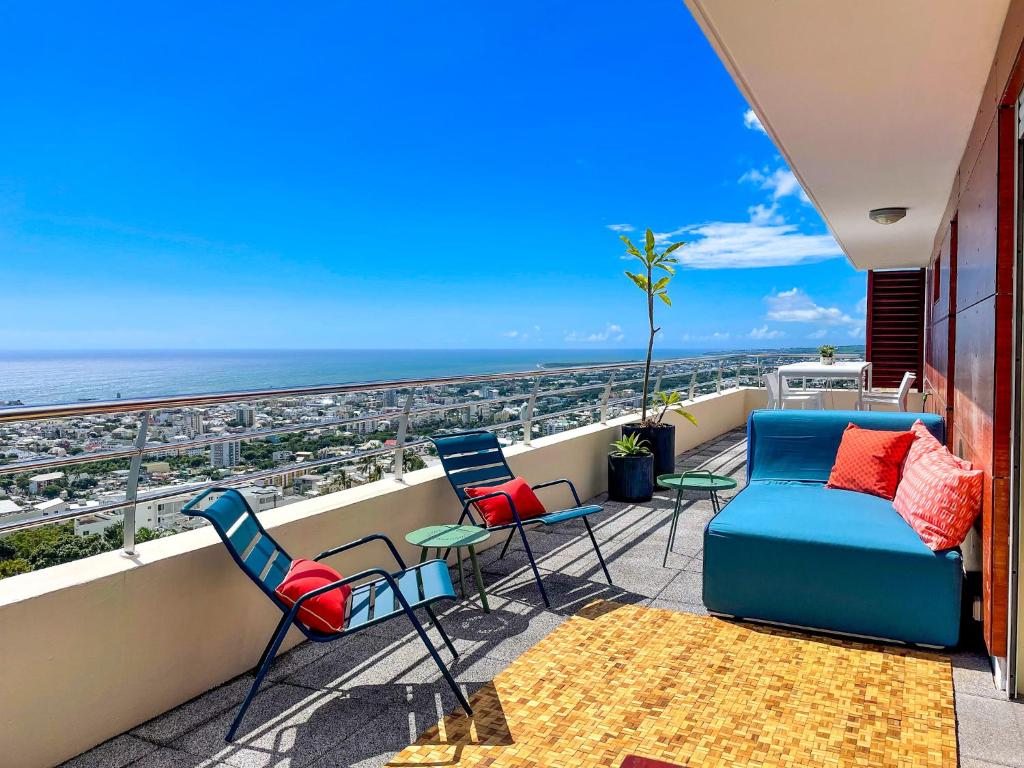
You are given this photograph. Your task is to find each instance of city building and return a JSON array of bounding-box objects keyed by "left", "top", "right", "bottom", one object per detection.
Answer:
[
  {"left": 209, "top": 440, "right": 241, "bottom": 468},
  {"left": 235, "top": 405, "right": 255, "bottom": 428},
  {"left": 182, "top": 409, "right": 204, "bottom": 438},
  {"left": 27, "top": 471, "right": 64, "bottom": 494}
]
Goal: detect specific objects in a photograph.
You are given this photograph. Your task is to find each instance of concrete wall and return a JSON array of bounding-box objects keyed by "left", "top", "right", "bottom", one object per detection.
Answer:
[{"left": 0, "top": 388, "right": 753, "bottom": 768}]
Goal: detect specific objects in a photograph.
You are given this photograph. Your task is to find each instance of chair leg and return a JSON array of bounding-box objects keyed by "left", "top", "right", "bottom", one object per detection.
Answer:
[
  {"left": 405, "top": 606, "right": 473, "bottom": 716},
  {"left": 497, "top": 529, "right": 516, "bottom": 559},
  {"left": 583, "top": 516, "right": 612, "bottom": 585},
  {"left": 425, "top": 605, "right": 459, "bottom": 659},
  {"left": 227, "top": 614, "right": 293, "bottom": 742},
  {"left": 515, "top": 522, "right": 550, "bottom": 607}
]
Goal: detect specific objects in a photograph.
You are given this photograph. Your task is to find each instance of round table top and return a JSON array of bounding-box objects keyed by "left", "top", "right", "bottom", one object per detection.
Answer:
[
  {"left": 405, "top": 524, "right": 491, "bottom": 548},
  {"left": 657, "top": 472, "right": 738, "bottom": 491}
]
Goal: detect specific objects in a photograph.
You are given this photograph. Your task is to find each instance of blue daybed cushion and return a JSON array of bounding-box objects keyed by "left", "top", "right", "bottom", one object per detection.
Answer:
[{"left": 704, "top": 482, "right": 963, "bottom": 646}]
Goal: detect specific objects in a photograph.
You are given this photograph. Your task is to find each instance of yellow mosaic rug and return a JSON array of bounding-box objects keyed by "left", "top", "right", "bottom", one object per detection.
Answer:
[{"left": 388, "top": 601, "right": 956, "bottom": 768}]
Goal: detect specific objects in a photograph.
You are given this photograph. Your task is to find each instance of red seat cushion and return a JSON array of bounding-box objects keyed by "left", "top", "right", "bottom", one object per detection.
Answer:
[
  {"left": 465, "top": 477, "right": 547, "bottom": 527},
  {"left": 894, "top": 444, "right": 983, "bottom": 551},
  {"left": 274, "top": 558, "right": 352, "bottom": 634},
  {"left": 826, "top": 423, "right": 915, "bottom": 500}
]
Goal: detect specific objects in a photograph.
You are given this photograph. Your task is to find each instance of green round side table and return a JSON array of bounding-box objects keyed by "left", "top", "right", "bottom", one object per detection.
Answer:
[
  {"left": 405, "top": 524, "right": 491, "bottom": 613},
  {"left": 657, "top": 471, "right": 737, "bottom": 567}
]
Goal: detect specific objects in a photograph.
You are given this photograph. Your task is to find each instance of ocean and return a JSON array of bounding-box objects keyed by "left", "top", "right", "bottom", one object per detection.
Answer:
[{"left": 0, "top": 348, "right": 729, "bottom": 406}]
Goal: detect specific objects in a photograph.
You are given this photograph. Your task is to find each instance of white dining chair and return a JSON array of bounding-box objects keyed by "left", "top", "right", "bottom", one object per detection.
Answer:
[
  {"left": 862, "top": 372, "right": 916, "bottom": 412},
  {"left": 763, "top": 372, "right": 825, "bottom": 410}
]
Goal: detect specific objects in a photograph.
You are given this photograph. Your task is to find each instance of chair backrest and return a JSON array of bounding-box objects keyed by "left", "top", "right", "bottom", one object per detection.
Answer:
[
  {"left": 183, "top": 488, "right": 292, "bottom": 601},
  {"left": 762, "top": 372, "right": 780, "bottom": 409},
  {"left": 896, "top": 371, "right": 917, "bottom": 409},
  {"left": 431, "top": 430, "right": 515, "bottom": 504}
]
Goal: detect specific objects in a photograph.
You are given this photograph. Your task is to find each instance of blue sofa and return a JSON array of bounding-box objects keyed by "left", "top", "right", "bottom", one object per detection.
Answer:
[{"left": 703, "top": 409, "right": 963, "bottom": 647}]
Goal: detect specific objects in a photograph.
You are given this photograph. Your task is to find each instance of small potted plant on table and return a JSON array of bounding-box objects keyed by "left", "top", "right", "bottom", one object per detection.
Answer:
[
  {"left": 608, "top": 433, "right": 654, "bottom": 503},
  {"left": 819, "top": 344, "right": 836, "bottom": 365}
]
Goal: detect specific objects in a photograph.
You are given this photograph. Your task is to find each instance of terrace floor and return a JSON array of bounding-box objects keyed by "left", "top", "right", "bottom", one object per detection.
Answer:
[{"left": 64, "top": 428, "right": 1023, "bottom": 768}]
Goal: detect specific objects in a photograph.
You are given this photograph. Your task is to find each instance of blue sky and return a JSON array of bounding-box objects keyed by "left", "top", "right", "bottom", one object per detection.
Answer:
[{"left": 0, "top": 1, "right": 865, "bottom": 351}]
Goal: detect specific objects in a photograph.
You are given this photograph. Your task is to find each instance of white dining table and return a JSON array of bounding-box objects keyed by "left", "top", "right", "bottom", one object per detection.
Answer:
[{"left": 776, "top": 361, "right": 873, "bottom": 409}]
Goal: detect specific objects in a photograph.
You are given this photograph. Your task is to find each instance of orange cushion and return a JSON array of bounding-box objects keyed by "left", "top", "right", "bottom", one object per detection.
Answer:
[
  {"left": 465, "top": 477, "right": 547, "bottom": 527},
  {"left": 893, "top": 449, "right": 983, "bottom": 550},
  {"left": 274, "top": 558, "right": 352, "bottom": 634},
  {"left": 826, "top": 423, "right": 915, "bottom": 500}
]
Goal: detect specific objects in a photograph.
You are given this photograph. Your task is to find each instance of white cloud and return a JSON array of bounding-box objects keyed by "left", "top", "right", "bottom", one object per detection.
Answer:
[
  {"left": 764, "top": 288, "right": 865, "bottom": 338},
  {"left": 747, "top": 202, "right": 783, "bottom": 225},
  {"left": 741, "top": 167, "right": 810, "bottom": 204},
  {"left": 680, "top": 331, "right": 731, "bottom": 343},
  {"left": 855, "top": 296, "right": 867, "bottom": 315},
  {"left": 654, "top": 222, "right": 842, "bottom": 269},
  {"left": 605, "top": 223, "right": 634, "bottom": 233},
  {"left": 564, "top": 323, "right": 624, "bottom": 343},
  {"left": 501, "top": 325, "right": 541, "bottom": 341},
  {"left": 743, "top": 109, "right": 766, "bottom": 134},
  {"left": 765, "top": 288, "right": 857, "bottom": 326},
  {"left": 749, "top": 325, "right": 784, "bottom": 340}
]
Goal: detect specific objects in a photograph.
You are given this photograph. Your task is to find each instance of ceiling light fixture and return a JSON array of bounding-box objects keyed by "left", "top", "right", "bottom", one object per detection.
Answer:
[{"left": 869, "top": 207, "right": 908, "bottom": 225}]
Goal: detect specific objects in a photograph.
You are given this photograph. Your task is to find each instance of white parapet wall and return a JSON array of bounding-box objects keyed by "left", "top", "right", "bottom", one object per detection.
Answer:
[{"left": 0, "top": 388, "right": 754, "bottom": 768}]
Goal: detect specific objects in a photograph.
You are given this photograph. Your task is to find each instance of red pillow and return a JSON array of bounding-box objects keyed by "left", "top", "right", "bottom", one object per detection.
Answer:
[
  {"left": 465, "top": 477, "right": 547, "bottom": 526},
  {"left": 826, "top": 423, "right": 915, "bottom": 500},
  {"left": 893, "top": 449, "right": 983, "bottom": 550},
  {"left": 274, "top": 558, "right": 352, "bottom": 634}
]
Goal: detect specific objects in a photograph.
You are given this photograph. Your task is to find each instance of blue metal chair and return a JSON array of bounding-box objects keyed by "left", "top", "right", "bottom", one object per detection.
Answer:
[
  {"left": 182, "top": 488, "right": 472, "bottom": 742},
  {"left": 431, "top": 430, "right": 612, "bottom": 607}
]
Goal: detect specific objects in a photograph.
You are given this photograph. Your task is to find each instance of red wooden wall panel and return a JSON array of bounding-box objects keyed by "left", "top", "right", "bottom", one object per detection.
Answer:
[
  {"left": 957, "top": 123, "right": 999, "bottom": 312},
  {"left": 924, "top": 104, "right": 1015, "bottom": 657}
]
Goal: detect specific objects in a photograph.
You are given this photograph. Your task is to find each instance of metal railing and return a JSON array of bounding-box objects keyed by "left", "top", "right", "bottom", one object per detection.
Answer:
[{"left": 0, "top": 351, "right": 861, "bottom": 551}]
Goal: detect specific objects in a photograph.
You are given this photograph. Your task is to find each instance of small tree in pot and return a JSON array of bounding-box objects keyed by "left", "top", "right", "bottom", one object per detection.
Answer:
[
  {"left": 618, "top": 229, "right": 698, "bottom": 482},
  {"left": 819, "top": 344, "right": 836, "bottom": 365}
]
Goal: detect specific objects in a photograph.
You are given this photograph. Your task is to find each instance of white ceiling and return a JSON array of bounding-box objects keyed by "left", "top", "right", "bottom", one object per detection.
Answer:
[{"left": 684, "top": 0, "right": 1011, "bottom": 270}]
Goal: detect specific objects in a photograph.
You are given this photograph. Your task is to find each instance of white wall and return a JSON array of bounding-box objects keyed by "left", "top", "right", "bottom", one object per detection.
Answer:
[{"left": 0, "top": 389, "right": 753, "bottom": 768}]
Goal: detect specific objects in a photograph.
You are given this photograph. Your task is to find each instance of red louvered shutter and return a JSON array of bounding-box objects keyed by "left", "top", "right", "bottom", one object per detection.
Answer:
[{"left": 866, "top": 269, "right": 925, "bottom": 389}]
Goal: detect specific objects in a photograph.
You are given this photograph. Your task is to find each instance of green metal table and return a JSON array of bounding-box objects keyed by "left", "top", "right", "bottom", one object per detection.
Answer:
[
  {"left": 405, "top": 524, "right": 491, "bottom": 612},
  {"left": 657, "top": 471, "right": 737, "bottom": 567}
]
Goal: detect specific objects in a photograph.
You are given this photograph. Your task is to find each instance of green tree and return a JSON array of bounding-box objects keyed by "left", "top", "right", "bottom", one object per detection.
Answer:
[
  {"left": 0, "top": 559, "right": 32, "bottom": 579},
  {"left": 403, "top": 453, "right": 426, "bottom": 472},
  {"left": 28, "top": 533, "right": 107, "bottom": 569},
  {"left": 620, "top": 228, "right": 684, "bottom": 424}
]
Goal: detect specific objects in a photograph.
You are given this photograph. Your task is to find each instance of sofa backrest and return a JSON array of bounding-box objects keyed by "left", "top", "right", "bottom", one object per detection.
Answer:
[{"left": 747, "top": 410, "right": 944, "bottom": 484}]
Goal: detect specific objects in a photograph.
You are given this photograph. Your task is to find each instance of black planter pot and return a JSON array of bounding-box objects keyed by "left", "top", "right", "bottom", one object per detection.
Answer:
[
  {"left": 622, "top": 423, "right": 676, "bottom": 478},
  {"left": 607, "top": 452, "right": 655, "bottom": 503}
]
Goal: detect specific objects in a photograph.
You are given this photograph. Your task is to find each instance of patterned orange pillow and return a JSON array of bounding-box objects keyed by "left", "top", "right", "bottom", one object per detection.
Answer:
[
  {"left": 893, "top": 449, "right": 982, "bottom": 550},
  {"left": 826, "top": 423, "right": 916, "bottom": 499},
  {"left": 904, "top": 420, "right": 944, "bottom": 466}
]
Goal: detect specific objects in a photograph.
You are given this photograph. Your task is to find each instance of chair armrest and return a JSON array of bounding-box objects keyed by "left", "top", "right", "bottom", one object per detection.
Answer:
[
  {"left": 461, "top": 490, "right": 522, "bottom": 527},
  {"left": 530, "top": 478, "right": 582, "bottom": 507},
  {"left": 314, "top": 533, "right": 406, "bottom": 569}
]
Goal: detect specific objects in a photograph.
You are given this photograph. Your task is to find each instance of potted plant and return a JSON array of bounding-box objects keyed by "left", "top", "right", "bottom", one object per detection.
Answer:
[
  {"left": 608, "top": 432, "right": 654, "bottom": 502},
  {"left": 618, "top": 229, "right": 697, "bottom": 477},
  {"left": 819, "top": 344, "right": 836, "bottom": 365}
]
